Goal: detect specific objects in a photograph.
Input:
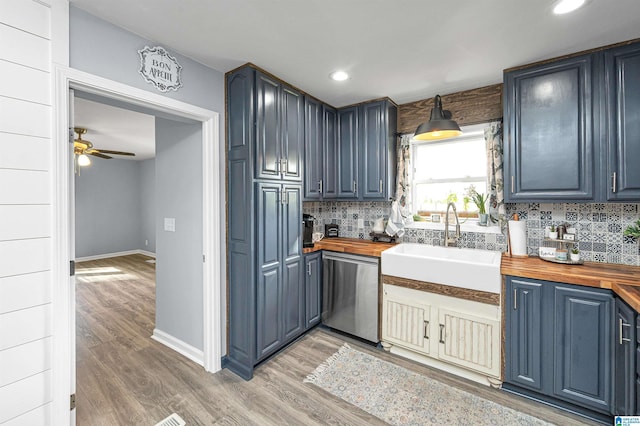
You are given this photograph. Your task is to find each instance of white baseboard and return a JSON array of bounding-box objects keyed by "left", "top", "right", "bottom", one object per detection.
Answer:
[
  {"left": 76, "top": 249, "right": 157, "bottom": 262},
  {"left": 151, "top": 329, "right": 204, "bottom": 366}
]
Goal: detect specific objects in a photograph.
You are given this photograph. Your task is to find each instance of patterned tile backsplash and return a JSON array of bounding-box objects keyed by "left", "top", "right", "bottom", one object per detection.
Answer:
[{"left": 303, "top": 201, "right": 640, "bottom": 266}]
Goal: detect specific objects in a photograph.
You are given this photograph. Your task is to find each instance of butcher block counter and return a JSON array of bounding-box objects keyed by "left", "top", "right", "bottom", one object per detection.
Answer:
[
  {"left": 303, "top": 237, "right": 396, "bottom": 257},
  {"left": 501, "top": 254, "right": 640, "bottom": 311}
]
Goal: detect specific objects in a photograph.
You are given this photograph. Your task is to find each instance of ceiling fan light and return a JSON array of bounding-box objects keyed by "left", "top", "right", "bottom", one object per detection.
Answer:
[
  {"left": 414, "top": 95, "right": 462, "bottom": 141},
  {"left": 78, "top": 154, "right": 91, "bottom": 167}
]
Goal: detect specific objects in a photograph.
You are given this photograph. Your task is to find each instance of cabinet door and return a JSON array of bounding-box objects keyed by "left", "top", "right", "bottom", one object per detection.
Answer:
[
  {"left": 438, "top": 308, "right": 501, "bottom": 377},
  {"left": 360, "top": 101, "right": 386, "bottom": 199},
  {"left": 505, "top": 278, "right": 544, "bottom": 391},
  {"left": 382, "top": 285, "right": 431, "bottom": 355},
  {"left": 281, "top": 184, "right": 304, "bottom": 341},
  {"left": 504, "top": 54, "right": 596, "bottom": 201},
  {"left": 255, "top": 182, "right": 283, "bottom": 361},
  {"left": 553, "top": 285, "right": 613, "bottom": 413},
  {"left": 255, "top": 72, "right": 281, "bottom": 180},
  {"left": 322, "top": 106, "right": 338, "bottom": 198},
  {"left": 281, "top": 86, "right": 303, "bottom": 181},
  {"left": 614, "top": 298, "right": 636, "bottom": 415},
  {"left": 304, "top": 97, "right": 322, "bottom": 199},
  {"left": 337, "top": 106, "right": 359, "bottom": 198},
  {"left": 304, "top": 252, "right": 322, "bottom": 329},
  {"left": 606, "top": 42, "right": 640, "bottom": 200}
]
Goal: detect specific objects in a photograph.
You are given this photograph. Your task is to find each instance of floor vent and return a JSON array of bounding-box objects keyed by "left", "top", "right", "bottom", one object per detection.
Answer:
[{"left": 155, "top": 413, "right": 186, "bottom": 426}]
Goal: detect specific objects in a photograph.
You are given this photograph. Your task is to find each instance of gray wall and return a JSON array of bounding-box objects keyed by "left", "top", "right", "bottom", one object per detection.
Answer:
[
  {"left": 75, "top": 158, "right": 144, "bottom": 257},
  {"left": 155, "top": 118, "right": 203, "bottom": 350},
  {"left": 139, "top": 158, "right": 156, "bottom": 253},
  {"left": 70, "top": 7, "right": 227, "bottom": 353}
]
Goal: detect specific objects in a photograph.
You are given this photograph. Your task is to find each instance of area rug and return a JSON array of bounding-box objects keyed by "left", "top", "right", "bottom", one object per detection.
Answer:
[{"left": 304, "top": 344, "right": 552, "bottom": 426}]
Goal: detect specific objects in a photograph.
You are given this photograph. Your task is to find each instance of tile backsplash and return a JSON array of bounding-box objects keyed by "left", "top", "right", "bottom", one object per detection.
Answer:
[{"left": 303, "top": 201, "right": 640, "bottom": 266}]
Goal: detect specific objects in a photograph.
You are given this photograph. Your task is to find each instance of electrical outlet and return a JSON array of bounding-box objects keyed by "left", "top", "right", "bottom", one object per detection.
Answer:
[
  {"left": 357, "top": 219, "right": 364, "bottom": 228},
  {"left": 164, "top": 218, "right": 176, "bottom": 232}
]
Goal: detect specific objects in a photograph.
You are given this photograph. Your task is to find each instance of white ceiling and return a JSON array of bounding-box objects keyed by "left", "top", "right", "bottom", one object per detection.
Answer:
[
  {"left": 70, "top": 0, "right": 640, "bottom": 107},
  {"left": 74, "top": 97, "right": 156, "bottom": 160}
]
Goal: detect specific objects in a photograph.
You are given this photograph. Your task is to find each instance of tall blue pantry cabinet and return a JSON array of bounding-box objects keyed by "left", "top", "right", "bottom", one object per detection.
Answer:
[{"left": 226, "top": 65, "right": 305, "bottom": 380}]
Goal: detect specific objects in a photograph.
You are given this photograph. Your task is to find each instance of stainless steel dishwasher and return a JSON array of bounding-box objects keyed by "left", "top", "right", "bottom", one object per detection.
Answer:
[{"left": 322, "top": 251, "right": 379, "bottom": 343}]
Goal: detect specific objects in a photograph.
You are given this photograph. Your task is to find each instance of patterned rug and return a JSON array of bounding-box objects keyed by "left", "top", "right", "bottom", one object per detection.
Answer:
[{"left": 304, "top": 344, "right": 552, "bottom": 426}]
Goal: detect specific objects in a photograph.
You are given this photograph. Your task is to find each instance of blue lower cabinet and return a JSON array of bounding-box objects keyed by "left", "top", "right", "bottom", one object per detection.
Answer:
[
  {"left": 613, "top": 297, "right": 636, "bottom": 416},
  {"left": 505, "top": 277, "right": 615, "bottom": 417},
  {"left": 304, "top": 252, "right": 322, "bottom": 329}
]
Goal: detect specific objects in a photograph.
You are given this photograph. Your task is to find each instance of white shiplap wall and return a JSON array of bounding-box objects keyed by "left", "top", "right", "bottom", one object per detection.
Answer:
[{"left": 0, "top": 0, "right": 54, "bottom": 423}]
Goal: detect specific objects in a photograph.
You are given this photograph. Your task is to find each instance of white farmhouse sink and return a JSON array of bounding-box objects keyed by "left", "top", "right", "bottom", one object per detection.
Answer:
[{"left": 381, "top": 243, "right": 502, "bottom": 294}]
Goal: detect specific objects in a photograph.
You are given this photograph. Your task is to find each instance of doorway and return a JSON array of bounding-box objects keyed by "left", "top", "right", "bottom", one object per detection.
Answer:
[{"left": 52, "top": 67, "right": 222, "bottom": 424}]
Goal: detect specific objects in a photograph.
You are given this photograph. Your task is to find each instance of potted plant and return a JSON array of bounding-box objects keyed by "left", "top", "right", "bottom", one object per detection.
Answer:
[
  {"left": 471, "top": 191, "right": 488, "bottom": 226},
  {"left": 570, "top": 247, "right": 580, "bottom": 262},
  {"left": 549, "top": 224, "right": 558, "bottom": 239}
]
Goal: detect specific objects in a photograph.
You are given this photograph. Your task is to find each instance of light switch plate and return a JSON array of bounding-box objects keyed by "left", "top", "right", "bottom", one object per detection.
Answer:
[{"left": 164, "top": 218, "right": 176, "bottom": 232}]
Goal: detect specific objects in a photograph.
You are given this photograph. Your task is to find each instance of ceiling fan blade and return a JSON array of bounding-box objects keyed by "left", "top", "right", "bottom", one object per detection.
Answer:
[
  {"left": 89, "top": 152, "right": 112, "bottom": 159},
  {"left": 93, "top": 149, "right": 136, "bottom": 156}
]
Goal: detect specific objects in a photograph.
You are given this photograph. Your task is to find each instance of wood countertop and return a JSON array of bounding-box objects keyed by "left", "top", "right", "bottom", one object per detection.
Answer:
[
  {"left": 303, "top": 237, "right": 396, "bottom": 257},
  {"left": 501, "top": 254, "right": 640, "bottom": 311}
]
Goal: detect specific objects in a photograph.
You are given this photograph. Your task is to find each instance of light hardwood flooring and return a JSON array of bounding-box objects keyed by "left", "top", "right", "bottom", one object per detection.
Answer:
[{"left": 76, "top": 254, "right": 599, "bottom": 425}]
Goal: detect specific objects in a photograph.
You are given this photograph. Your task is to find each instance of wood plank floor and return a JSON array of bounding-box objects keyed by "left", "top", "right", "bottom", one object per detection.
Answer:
[{"left": 76, "top": 254, "right": 600, "bottom": 425}]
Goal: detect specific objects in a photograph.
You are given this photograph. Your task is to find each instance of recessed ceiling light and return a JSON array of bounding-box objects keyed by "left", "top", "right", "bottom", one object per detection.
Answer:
[
  {"left": 553, "top": 0, "right": 585, "bottom": 14},
  {"left": 329, "top": 71, "right": 349, "bottom": 81}
]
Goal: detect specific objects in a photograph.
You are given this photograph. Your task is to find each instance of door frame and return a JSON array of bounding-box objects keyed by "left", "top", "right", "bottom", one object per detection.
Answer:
[{"left": 52, "top": 66, "right": 222, "bottom": 424}]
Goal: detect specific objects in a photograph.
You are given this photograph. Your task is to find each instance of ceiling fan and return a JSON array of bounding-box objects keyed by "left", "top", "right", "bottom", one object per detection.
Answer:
[{"left": 73, "top": 127, "right": 135, "bottom": 172}]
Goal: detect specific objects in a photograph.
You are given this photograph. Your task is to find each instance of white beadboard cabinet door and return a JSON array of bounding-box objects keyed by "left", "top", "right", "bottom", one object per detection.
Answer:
[
  {"left": 0, "top": 238, "right": 50, "bottom": 280},
  {"left": 0, "top": 271, "right": 51, "bottom": 314},
  {"left": 0, "top": 371, "right": 52, "bottom": 424},
  {"left": 0, "top": 0, "right": 51, "bottom": 39},
  {"left": 0, "top": 133, "right": 50, "bottom": 171},
  {"left": 438, "top": 308, "right": 501, "bottom": 378},
  {"left": 0, "top": 337, "right": 51, "bottom": 387},
  {"left": 0, "top": 304, "right": 52, "bottom": 351},
  {"left": 0, "top": 24, "right": 50, "bottom": 72},
  {"left": 0, "top": 97, "right": 51, "bottom": 138},
  {"left": 0, "top": 60, "right": 50, "bottom": 105},
  {"left": 382, "top": 285, "right": 431, "bottom": 355}
]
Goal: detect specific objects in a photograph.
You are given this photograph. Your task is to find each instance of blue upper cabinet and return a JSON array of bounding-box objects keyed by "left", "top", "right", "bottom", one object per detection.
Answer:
[
  {"left": 255, "top": 71, "right": 303, "bottom": 182},
  {"left": 337, "top": 106, "right": 359, "bottom": 198},
  {"left": 605, "top": 42, "right": 640, "bottom": 200},
  {"left": 322, "top": 105, "right": 338, "bottom": 198},
  {"left": 334, "top": 100, "right": 397, "bottom": 201},
  {"left": 504, "top": 53, "right": 597, "bottom": 202},
  {"left": 303, "top": 97, "right": 322, "bottom": 199}
]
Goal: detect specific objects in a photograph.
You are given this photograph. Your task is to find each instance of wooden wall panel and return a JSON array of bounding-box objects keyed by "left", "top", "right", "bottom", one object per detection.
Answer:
[
  {"left": 0, "top": 170, "right": 50, "bottom": 204},
  {"left": 0, "top": 133, "right": 50, "bottom": 171},
  {"left": 0, "top": 97, "right": 51, "bottom": 138},
  {"left": 0, "top": 61, "right": 50, "bottom": 105},
  {"left": 0, "top": 205, "right": 51, "bottom": 241},
  {"left": 0, "top": 25, "right": 50, "bottom": 72},
  {"left": 0, "top": 0, "right": 51, "bottom": 39},
  {"left": 0, "top": 271, "right": 51, "bottom": 314},
  {"left": 0, "top": 239, "right": 50, "bottom": 278},
  {"left": 0, "top": 371, "right": 52, "bottom": 423},
  {"left": 0, "top": 304, "right": 52, "bottom": 351},
  {"left": 2, "top": 403, "right": 51, "bottom": 426},
  {"left": 397, "top": 83, "right": 503, "bottom": 134},
  {"left": 0, "top": 337, "right": 51, "bottom": 387}
]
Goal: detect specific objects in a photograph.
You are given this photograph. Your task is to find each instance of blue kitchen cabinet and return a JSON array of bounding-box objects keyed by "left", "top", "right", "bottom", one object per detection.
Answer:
[
  {"left": 304, "top": 251, "right": 322, "bottom": 329},
  {"left": 505, "top": 278, "right": 544, "bottom": 392},
  {"left": 605, "top": 42, "right": 640, "bottom": 200},
  {"left": 227, "top": 65, "right": 305, "bottom": 380},
  {"left": 504, "top": 53, "right": 597, "bottom": 202},
  {"left": 613, "top": 297, "right": 636, "bottom": 415},
  {"left": 553, "top": 285, "right": 613, "bottom": 413},
  {"left": 505, "top": 277, "right": 614, "bottom": 418},
  {"left": 303, "top": 98, "right": 338, "bottom": 200},
  {"left": 337, "top": 106, "right": 359, "bottom": 198},
  {"left": 255, "top": 71, "right": 303, "bottom": 182},
  {"left": 336, "top": 100, "right": 397, "bottom": 200}
]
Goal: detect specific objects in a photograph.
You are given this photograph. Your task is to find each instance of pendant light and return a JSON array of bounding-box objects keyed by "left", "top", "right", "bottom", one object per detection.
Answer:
[{"left": 414, "top": 95, "right": 462, "bottom": 141}]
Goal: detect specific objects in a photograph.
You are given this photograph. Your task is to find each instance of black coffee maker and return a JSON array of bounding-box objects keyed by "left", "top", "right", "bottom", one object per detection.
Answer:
[{"left": 303, "top": 214, "right": 315, "bottom": 248}]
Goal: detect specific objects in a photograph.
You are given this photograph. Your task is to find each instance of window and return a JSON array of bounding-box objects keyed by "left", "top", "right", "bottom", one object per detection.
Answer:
[{"left": 411, "top": 124, "right": 487, "bottom": 218}]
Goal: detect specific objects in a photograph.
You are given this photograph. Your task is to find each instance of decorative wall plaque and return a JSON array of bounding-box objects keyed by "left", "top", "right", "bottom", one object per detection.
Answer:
[{"left": 138, "top": 46, "right": 183, "bottom": 92}]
